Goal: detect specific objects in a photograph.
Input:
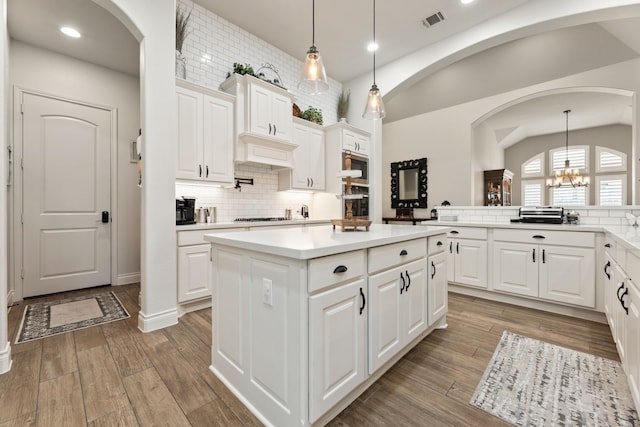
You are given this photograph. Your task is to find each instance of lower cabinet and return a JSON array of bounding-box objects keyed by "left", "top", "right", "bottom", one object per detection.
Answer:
[
  {"left": 309, "top": 278, "right": 367, "bottom": 423},
  {"left": 177, "top": 244, "right": 211, "bottom": 303},
  {"left": 492, "top": 229, "right": 595, "bottom": 308},
  {"left": 446, "top": 227, "right": 488, "bottom": 288},
  {"left": 368, "top": 258, "right": 427, "bottom": 374},
  {"left": 428, "top": 250, "right": 448, "bottom": 325}
]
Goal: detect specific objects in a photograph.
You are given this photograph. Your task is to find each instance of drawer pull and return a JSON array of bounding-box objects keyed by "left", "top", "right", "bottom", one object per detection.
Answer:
[
  {"left": 617, "top": 282, "right": 626, "bottom": 300},
  {"left": 399, "top": 249, "right": 408, "bottom": 256},
  {"left": 359, "top": 287, "right": 366, "bottom": 315},
  {"left": 450, "top": 230, "right": 459, "bottom": 235},
  {"left": 400, "top": 272, "right": 406, "bottom": 294},
  {"left": 456, "top": 242, "right": 459, "bottom": 254},
  {"left": 431, "top": 261, "right": 436, "bottom": 279},
  {"left": 532, "top": 248, "right": 536, "bottom": 263},
  {"left": 542, "top": 249, "right": 546, "bottom": 264},
  {"left": 605, "top": 243, "right": 612, "bottom": 248},
  {"left": 449, "top": 242, "right": 453, "bottom": 253},
  {"left": 405, "top": 271, "right": 411, "bottom": 291},
  {"left": 436, "top": 241, "right": 443, "bottom": 246},
  {"left": 620, "top": 287, "right": 629, "bottom": 315},
  {"left": 333, "top": 265, "right": 348, "bottom": 274},
  {"left": 532, "top": 235, "right": 546, "bottom": 240},
  {"left": 604, "top": 261, "right": 611, "bottom": 280}
]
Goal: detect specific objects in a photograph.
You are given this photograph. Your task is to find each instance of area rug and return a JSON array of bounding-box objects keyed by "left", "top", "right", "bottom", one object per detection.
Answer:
[
  {"left": 471, "top": 330, "right": 639, "bottom": 426},
  {"left": 15, "top": 291, "right": 129, "bottom": 343}
]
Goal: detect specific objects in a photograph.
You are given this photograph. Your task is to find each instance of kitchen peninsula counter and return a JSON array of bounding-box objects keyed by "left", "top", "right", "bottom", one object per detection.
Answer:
[{"left": 204, "top": 224, "right": 450, "bottom": 426}]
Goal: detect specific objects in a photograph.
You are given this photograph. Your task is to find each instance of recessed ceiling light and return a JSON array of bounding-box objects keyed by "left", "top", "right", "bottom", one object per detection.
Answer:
[
  {"left": 60, "top": 26, "right": 81, "bottom": 38},
  {"left": 461, "top": 0, "right": 475, "bottom": 4},
  {"left": 367, "top": 42, "right": 378, "bottom": 52}
]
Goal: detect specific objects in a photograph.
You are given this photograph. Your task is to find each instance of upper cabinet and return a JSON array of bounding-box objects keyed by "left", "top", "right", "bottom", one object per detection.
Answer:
[
  {"left": 325, "top": 123, "right": 370, "bottom": 157},
  {"left": 220, "top": 74, "right": 297, "bottom": 169},
  {"left": 176, "top": 80, "right": 235, "bottom": 184},
  {"left": 278, "top": 118, "right": 325, "bottom": 191}
]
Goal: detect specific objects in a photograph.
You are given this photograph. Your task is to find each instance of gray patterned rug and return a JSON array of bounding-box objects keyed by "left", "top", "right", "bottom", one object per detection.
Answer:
[
  {"left": 471, "top": 330, "right": 639, "bottom": 426},
  {"left": 15, "top": 291, "right": 129, "bottom": 343}
]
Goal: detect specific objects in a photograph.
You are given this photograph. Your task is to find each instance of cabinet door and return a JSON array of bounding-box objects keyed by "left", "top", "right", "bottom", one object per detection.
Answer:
[
  {"left": 368, "top": 268, "right": 402, "bottom": 374},
  {"left": 309, "top": 279, "right": 366, "bottom": 423},
  {"left": 291, "top": 124, "right": 311, "bottom": 189},
  {"left": 454, "top": 239, "right": 488, "bottom": 288},
  {"left": 428, "top": 251, "right": 448, "bottom": 325},
  {"left": 270, "top": 92, "right": 292, "bottom": 141},
  {"left": 176, "top": 87, "right": 203, "bottom": 180},
  {"left": 202, "top": 94, "right": 234, "bottom": 183},
  {"left": 307, "top": 127, "right": 325, "bottom": 190},
  {"left": 492, "top": 241, "right": 539, "bottom": 297},
  {"left": 355, "top": 134, "right": 369, "bottom": 156},
  {"left": 603, "top": 252, "right": 615, "bottom": 324},
  {"left": 538, "top": 245, "right": 595, "bottom": 307},
  {"left": 177, "top": 244, "right": 211, "bottom": 302},
  {"left": 613, "top": 264, "right": 627, "bottom": 360},
  {"left": 248, "top": 84, "right": 272, "bottom": 137},
  {"left": 342, "top": 129, "right": 358, "bottom": 152},
  {"left": 625, "top": 280, "right": 640, "bottom": 406},
  {"left": 403, "top": 259, "right": 428, "bottom": 344},
  {"left": 446, "top": 240, "right": 455, "bottom": 283}
]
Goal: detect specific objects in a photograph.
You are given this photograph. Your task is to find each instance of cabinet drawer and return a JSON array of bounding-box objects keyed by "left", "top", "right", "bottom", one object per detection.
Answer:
[
  {"left": 309, "top": 250, "right": 365, "bottom": 293},
  {"left": 178, "top": 227, "right": 247, "bottom": 246},
  {"left": 447, "top": 227, "right": 487, "bottom": 240},
  {"left": 628, "top": 251, "right": 640, "bottom": 285},
  {"left": 428, "top": 235, "right": 447, "bottom": 255},
  {"left": 368, "top": 238, "right": 426, "bottom": 274},
  {"left": 493, "top": 228, "right": 594, "bottom": 248}
]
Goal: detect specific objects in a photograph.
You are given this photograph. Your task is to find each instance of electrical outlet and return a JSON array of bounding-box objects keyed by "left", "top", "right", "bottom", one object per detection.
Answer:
[{"left": 262, "top": 278, "right": 273, "bottom": 306}]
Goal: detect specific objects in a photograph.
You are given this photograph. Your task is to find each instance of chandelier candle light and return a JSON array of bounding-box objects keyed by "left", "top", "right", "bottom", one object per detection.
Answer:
[
  {"left": 299, "top": 0, "right": 329, "bottom": 95},
  {"left": 363, "top": 0, "right": 386, "bottom": 119},
  {"left": 547, "top": 109, "right": 589, "bottom": 188}
]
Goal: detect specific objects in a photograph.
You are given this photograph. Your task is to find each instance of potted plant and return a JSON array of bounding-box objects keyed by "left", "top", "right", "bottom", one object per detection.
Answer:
[
  {"left": 175, "top": 7, "right": 191, "bottom": 78},
  {"left": 337, "top": 90, "right": 350, "bottom": 122},
  {"left": 300, "top": 107, "right": 323, "bottom": 125}
]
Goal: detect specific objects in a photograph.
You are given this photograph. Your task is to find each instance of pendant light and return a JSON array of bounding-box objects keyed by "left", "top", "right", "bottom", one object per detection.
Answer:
[
  {"left": 363, "top": 0, "right": 386, "bottom": 119},
  {"left": 547, "top": 109, "right": 589, "bottom": 188},
  {"left": 298, "top": 0, "right": 329, "bottom": 95}
]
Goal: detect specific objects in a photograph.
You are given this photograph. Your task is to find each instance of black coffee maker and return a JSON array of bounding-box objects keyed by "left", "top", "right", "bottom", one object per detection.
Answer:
[{"left": 176, "top": 197, "right": 196, "bottom": 225}]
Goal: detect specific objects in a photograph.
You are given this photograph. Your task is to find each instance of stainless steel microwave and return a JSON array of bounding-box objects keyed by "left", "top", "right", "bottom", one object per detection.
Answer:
[{"left": 342, "top": 151, "right": 368, "bottom": 185}]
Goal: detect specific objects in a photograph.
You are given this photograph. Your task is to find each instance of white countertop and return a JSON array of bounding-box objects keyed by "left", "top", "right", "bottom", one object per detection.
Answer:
[
  {"left": 603, "top": 224, "right": 640, "bottom": 253},
  {"left": 204, "top": 224, "right": 450, "bottom": 260},
  {"left": 177, "top": 219, "right": 330, "bottom": 231}
]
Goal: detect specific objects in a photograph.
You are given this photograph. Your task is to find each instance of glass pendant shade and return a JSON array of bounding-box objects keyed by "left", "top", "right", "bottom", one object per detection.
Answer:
[
  {"left": 298, "top": 45, "right": 329, "bottom": 95},
  {"left": 363, "top": 83, "right": 386, "bottom": 119}
]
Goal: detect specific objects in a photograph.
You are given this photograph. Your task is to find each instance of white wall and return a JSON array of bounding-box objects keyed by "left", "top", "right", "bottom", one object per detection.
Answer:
[
  {"left": 9, "top": 41, "right": 141, "bottom": 286},
  {"left": 0, "top": 0, "right": 12, "bottom": 374},
  {"left": 382, "top": 58, "right": 640, "bottom": 211}
]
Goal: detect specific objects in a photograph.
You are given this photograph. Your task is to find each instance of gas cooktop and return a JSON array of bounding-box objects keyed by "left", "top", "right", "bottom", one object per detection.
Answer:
[{"left": 233, "top": 217, "right": 288, "bottom": 222}]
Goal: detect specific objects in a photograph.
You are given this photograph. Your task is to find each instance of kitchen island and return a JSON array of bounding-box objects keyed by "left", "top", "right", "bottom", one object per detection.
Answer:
[{"left": 204, "top": 224, "right": 450, "bottom": 426}]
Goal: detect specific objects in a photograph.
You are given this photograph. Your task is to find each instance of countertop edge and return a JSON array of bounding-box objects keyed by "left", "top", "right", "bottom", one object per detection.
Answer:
[{"left": 177, "top": 219, "right": 330, "bottom": 231}]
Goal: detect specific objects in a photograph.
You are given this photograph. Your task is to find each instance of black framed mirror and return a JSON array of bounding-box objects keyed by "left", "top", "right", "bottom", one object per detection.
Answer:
[{"left": 391, "top": 158, "right": 428, "bottom": 208}]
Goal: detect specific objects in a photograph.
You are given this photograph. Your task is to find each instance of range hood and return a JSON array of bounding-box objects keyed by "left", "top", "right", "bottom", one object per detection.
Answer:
[{"left": 235, "top": 132, "right": 297, "bottom": 169}]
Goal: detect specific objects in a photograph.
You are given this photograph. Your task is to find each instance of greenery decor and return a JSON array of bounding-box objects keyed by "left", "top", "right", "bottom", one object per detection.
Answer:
[
  {"left": 300, "top": 107, "right": 323, "bottom": 125},
  {"left": 230, "top": 62, "right": 256, "bottom": 77},
  {"left": 175, "top": 7, "right": 191, "bottom": 53},
  {"left": 337, "top": 90, "right": 350, "bottom": 120}
]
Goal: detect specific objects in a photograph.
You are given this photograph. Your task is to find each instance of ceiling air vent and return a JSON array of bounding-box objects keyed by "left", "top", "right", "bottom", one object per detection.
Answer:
[{"left": 422, "top": 11, "right": 445, "bottom": 28}]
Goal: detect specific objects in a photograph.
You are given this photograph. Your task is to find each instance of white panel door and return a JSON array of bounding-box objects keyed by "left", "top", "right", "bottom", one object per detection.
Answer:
[
  {"left": 202, "top": 94, "right": 234, "bottom": 183},
  {"left": 291, "top": 124, "right": 310, "bottom": 188},
  {"left": 402, "top": 259, "right": 428, "bottom": 344},
  {"left": 177, "top": 244, "right": 211, "bottom": 303},
  {"left": 454, "top": 239, "right": 488, "bottom": 288},
  {"left": 625, "top": 280, "right": 640, "bottom": 407},
  {"left": 249, "top": 84, "right": 272, "bottom": 137},
  {"left": 368, "top": 268, "right": 402, "bottom": 374},
  {"left": 538, "top": 245, "right": 595, "bottom": 307},
  {"left": 176, "top": 86, "right": 203, "bottom": 180},
  {"left": 309, "top": 279, "right": 366, "bottom": 423},
  {"left": 492, "top": 241, "right": 539, "bottom": 297},
  {"left": 307, "top": 127, "right": 325, "bottom": 190},
  {"left": 270, "top": 92, "right": 292, "bottom": 140},
  {"left": 428, "top": 251, "right": 448, "bottom": 325},
  {"left": 22, "top": 93, "right": 111, "bottom": 297}
]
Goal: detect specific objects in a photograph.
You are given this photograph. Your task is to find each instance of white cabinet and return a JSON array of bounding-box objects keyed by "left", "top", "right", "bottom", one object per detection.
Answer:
[
  {"left": 176, "top": 80, "right": 234, "bottom": 183},
  {"left": 446, "top": 228, "right": 488, "bottom": 289},
  {"left": 220, "top": 74, "right": 297, "bottom": 168},
  {"left": 341, "top": 128, "right": 369, "bottom": 156},
  {"left": 624, "top": 278, "right": 640, "bottom": 408},
  {"left": 278, "top": 118, "right": 325, "bottom": 191},
  {"left": 177, "top": 244, "right": 211, "bottom": 303},
  {"left": 492, "top": 229, "right": 595, "bottom": 308},
  {"left": 309, "top": 278, "right": 366, "bottom": 422},
  {"left": 428, "top": 235, "right": 448, "bottom": 326},
  {"left": 323, "top": 123, "right": 371, "bottom": 196},
  {"left": 368, "top": 258, "right": 427, "bottom": 374}
]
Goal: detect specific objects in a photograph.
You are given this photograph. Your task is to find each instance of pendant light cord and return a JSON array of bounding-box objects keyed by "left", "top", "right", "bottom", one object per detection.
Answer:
[
  {"left": 312, "top": 0, "right": 316, "bottom": 46},
  {"left": 564, "top": 109, "right": 570, "bottom": 162},
  {"left": 372, "top": 0, "right": 376, "bottom": 85}
]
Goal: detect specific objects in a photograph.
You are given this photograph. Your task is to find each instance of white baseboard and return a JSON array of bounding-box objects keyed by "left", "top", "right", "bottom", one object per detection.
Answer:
[
  {"left": 178, "top": 297, "right": 212, "bottom": 317},
  {"left": 137, "top": 308, "right": 178, "bottom": 333},
  {"left": 0, "top": 343, "right": 12, "bottom": 374},
  {"left": 116, "top": 273, "right": 141, "bottom": 286}
]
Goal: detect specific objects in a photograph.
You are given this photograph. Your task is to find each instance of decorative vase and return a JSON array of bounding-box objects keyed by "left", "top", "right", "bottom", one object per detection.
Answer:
[{"left": 175, "top": 50, "right": 186, "bottom": 79}]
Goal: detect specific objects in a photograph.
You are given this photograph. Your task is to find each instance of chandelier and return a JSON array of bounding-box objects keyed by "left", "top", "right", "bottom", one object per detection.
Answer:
[{"left": 547, "top": 109, "right": 589, "bottom": 188}]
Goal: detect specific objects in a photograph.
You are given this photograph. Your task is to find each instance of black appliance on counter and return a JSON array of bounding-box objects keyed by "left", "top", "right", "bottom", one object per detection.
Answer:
[
  {"left": 517, "top": 206, "right": 564, "bottom": 224},
  {"left": 176, "top": 197, "right": 196, "bottom": 225}
]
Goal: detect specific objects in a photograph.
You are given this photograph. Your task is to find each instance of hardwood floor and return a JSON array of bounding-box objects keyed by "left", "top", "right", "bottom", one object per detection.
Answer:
[{"left": 0, "top": 284, "right": 618, "bottom": 426}]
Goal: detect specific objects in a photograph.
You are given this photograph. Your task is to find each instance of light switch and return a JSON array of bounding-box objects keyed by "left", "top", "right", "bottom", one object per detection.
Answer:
[{"left": 262, "top": 278, "right": 273, "bottom": 306}]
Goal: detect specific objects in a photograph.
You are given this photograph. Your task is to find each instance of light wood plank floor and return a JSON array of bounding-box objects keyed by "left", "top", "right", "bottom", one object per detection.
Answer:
[{"left": 1, "top": 284, "right": 618, "bottom": 426}]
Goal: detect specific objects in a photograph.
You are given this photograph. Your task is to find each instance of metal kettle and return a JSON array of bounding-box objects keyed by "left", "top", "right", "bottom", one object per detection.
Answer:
[{"left": 196, "top": 207, "right": 208, "bottom": 223}]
